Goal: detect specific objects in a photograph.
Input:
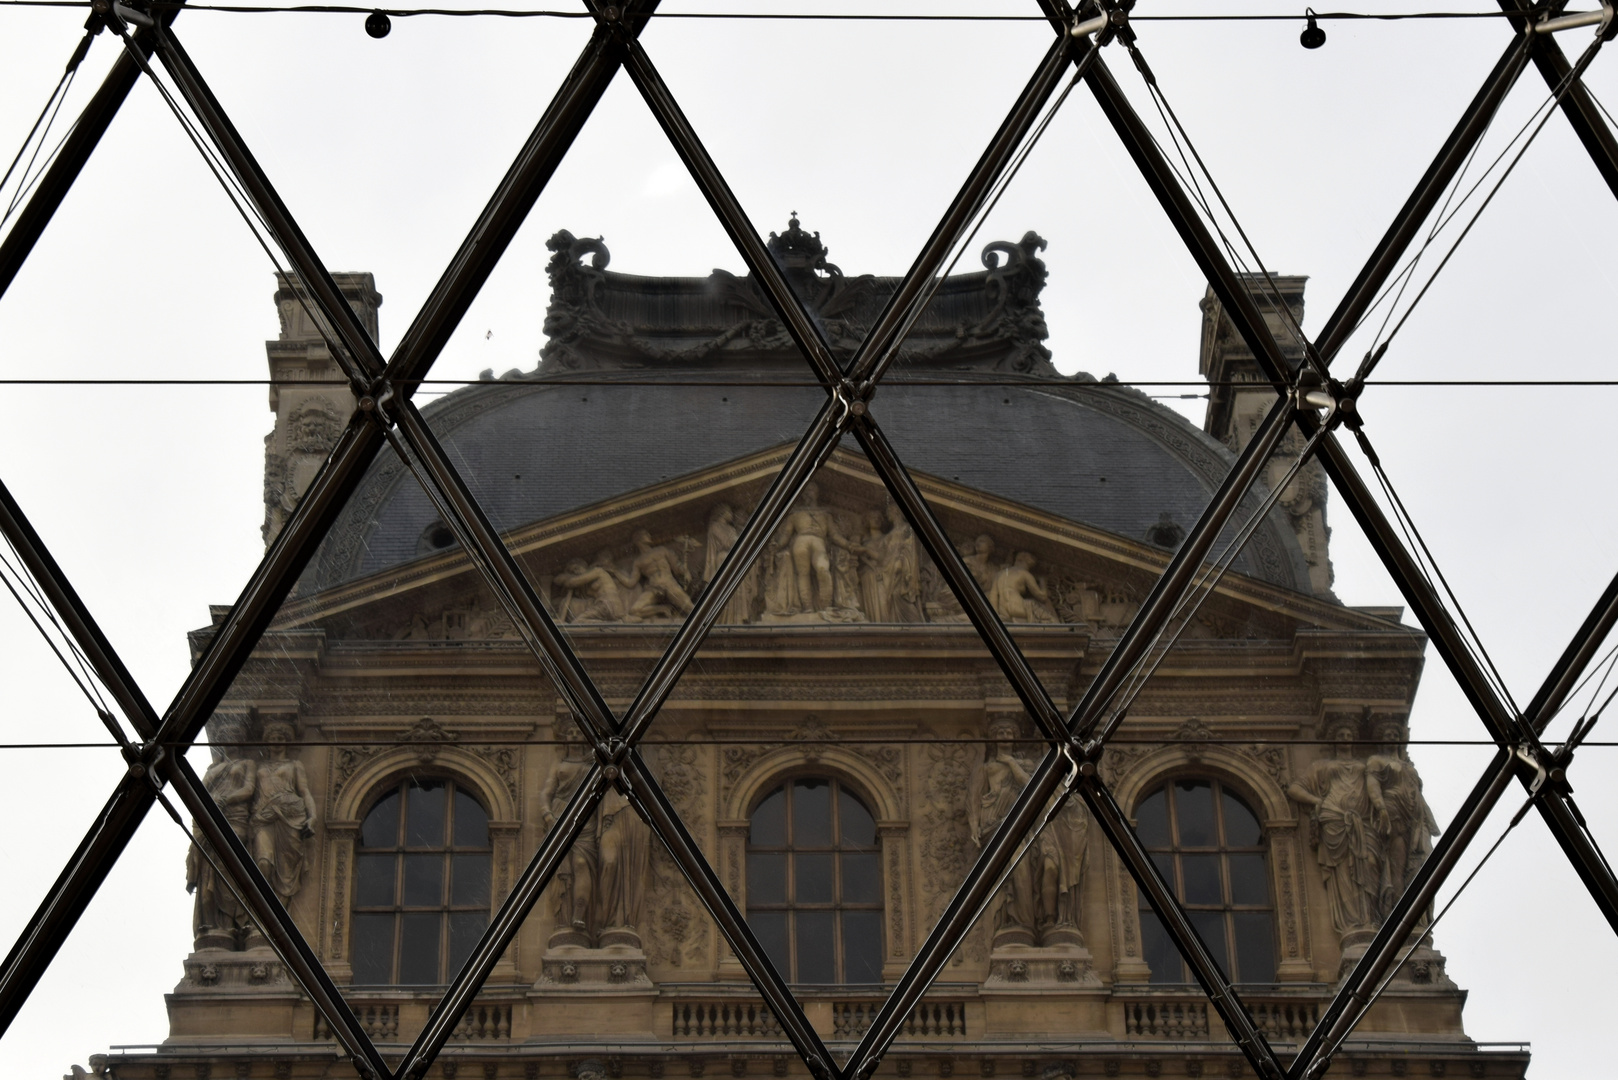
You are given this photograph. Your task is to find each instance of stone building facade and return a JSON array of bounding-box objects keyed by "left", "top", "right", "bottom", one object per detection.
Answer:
[{"left": 90, "top": 220, "right": 1526, "bottom": 1080}]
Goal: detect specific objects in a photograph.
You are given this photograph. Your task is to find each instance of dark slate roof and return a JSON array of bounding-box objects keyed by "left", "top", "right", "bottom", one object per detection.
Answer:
[{"left": 302, "top": 225, "right": 1315, "bottom": 597}]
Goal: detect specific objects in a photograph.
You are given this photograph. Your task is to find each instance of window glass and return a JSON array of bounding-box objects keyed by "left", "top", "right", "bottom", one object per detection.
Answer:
[
  {"left": 353, "top": 778, "right": 492, "bottom": 984},
  {"left": 745, "top": 778, "right": 884, "bottom": 983},
  {"left": 1136, "top": 778, "right": 1276, "bottom": 984}
]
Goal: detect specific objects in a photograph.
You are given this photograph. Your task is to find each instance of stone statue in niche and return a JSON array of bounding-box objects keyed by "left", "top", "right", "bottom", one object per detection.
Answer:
[
  {"left": 1366, "top": 717, "right": 1438, "bottom": 918},
  {"left": 1287, "top": 718, "right": 1384, "bottom": 941},
  {"left": 619, "top": 529, "right": 696, "bottom": 620},
  {"left": 187, "top": 718, "right": 257, "bottom": 951},
  {"left": 704, "top": 502, "right": 759, "bottom": 624},
  {"left": 250, "top": 717, "right": 317, "bottom": 905},
  {"left": 542, "top": 718, "right": 653, "bottom": 951},
  {"left": 855, "top": 503, "right": 924, "bottom": 623},
  {"left": 968, "top": 715, "right": 1089, "bottom": 949},
  {"left": 542, "top": 718, "right": 597, "bottom": 947},
  {"left": 988, "top": 551, "right": 1057, "bottom": 624},
  {"left": 762, "top": 482, "right": 863, "bottom": 622}
]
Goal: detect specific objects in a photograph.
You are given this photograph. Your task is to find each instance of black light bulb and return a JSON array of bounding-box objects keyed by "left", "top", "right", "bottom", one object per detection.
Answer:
[
  {"left": 365, "top": 9, "right": 391, "bottom": 37},
  {"left": 1300, "top": 9, "right": 1326, "bottom": 49}
]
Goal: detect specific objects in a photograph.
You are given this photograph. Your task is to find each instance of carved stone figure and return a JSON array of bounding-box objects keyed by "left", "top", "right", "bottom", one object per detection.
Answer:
[
  {"left": 542, "top": 721, "right": 598, "bottom": 948},
  {"left": 989, "top": 552, "right": 1056, "bottom": 623},
  {"left": 1288, "top": 719, "right": 1384, "bottom": 941},
  {"left": 542, "top": 718, "right": 652, "bottom": 951},
  {"left": 262, "top": 399, "right": 346, "bottom": 542},
  {"left": 1367, "top": 718, "right": 1439, "bottom": 918},
  {"left": 250, "top": 718, "right": 317, "bottom": 905},
  {"left": 556, "top": 557, "right": 629, "bottom": 623},
  {"left": 705, "top": 502, "right": 758, "bottom": 624},
  {"left": 856, "top": 504, "right": 924, "bottom": 623},
  {"left": 188, "top": 719, "right": 257, "bottom": 951},
  {"left": 963, "top": 534, "right": 998, "bottom": 594},
  {"left": 764, "top": 483, "right": 861, "bottom": 619},
  {"left": 968, "top": 717, "right": 1035, "bottom": 947},
  {"left": 618, "top": 529, "right": 696, "bottom": 621}
]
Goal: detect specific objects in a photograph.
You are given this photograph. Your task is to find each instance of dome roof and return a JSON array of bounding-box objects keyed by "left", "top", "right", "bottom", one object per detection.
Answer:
[{"left": 302, "top": 225, "right": 1316, "bottom": 598}]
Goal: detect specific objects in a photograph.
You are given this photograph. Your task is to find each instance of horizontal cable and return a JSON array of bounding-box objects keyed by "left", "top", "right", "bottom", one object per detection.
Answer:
[
  {"left": 4, "top": 737, "right": 1613, "bottom": 750},
  {"left": 2, "top": 376, "right": 1617, "bottom": 386},
  {"left": 0, "top": 2, "right": 1531, "bottom": 18}
]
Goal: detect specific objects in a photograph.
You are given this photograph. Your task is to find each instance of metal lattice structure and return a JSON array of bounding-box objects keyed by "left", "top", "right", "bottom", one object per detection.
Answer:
[{"left": 1, "top": 3, "right": 1616, "bottom": 1079}]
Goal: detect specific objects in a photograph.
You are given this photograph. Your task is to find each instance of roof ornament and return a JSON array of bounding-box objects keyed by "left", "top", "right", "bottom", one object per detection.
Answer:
[{"left": 767, "top": 213, "right": 842, "bottom": 278}]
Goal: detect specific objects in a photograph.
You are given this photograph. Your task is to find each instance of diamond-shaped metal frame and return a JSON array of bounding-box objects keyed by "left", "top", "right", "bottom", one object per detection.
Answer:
[{"left": 1, "top": 2, "right": 1616, "bottom": 1080}]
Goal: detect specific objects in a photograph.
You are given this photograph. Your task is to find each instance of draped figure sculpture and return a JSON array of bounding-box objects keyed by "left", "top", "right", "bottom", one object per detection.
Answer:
[
  {"left": 705, "top": 502, "right": 759, "bottom": 624},
  {"left": 250, "top": 718, "right": 317, "bottom": 905},
  {"left": 968, "top": 715, "right": 1090, "bottom": 948},
  {"left": 855, "top": 503, "right": 923, "bottom": 623},
  {"left": 187, "top": 718, "right": 257, "bottom": 950},
  {"left": 1287, "top": 719, "right": 1385, "bottom": 941},
  {"left": 1366, "top": 717, "right": 1439, "bottom": 919},
  {"left": 542, "top": 721, "right": 597, "bottom": 948}
]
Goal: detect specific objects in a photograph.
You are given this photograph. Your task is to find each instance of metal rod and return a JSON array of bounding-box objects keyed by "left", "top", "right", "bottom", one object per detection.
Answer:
[
  {"left": 0, "top": 12, "right": 179, "bottom": 299},
  {"left": 849, "top": 34, "right": 1084, "bottom": 387},
  {"left": 1079, "top": 775, "right": 1284, "bottom": 1080},
  {"left": 393, "top": 763, "right": 608, "bottom": 1080},
  {"left": 1524, "top": 569, "right": 1618, "bottom": 734},
  {"left": 621, "top": 750, "right": 836, "bottom": 1080},
  {"left": 165, "top": 755, "right": 391, "bottom": 1080},
  {"left": 1069, "top": 392, "right": 1297, "bottom": 744},
  {"left": 1311, "top": 31, "right": 1534, "bottom": 365},
  {"left": 1290, "top": 749, "right": 1516, "bottom": 1078}
]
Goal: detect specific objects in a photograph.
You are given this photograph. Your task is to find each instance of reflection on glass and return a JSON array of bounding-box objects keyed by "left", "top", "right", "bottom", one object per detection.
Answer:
[
  {"left": 745, "top": 778, "right": 884, "bottom": 982},
  {"left": 1135, "top": 779, "right": 1275, "bottom": 983}
]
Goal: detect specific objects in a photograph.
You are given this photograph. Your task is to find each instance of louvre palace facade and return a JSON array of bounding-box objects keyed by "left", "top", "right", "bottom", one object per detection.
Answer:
[{"left": 90, "top": 219, "right": 1527, "bottom": 1080}]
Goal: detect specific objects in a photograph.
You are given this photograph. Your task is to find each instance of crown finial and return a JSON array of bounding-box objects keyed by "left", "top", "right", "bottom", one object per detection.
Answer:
[{"left": 767, "top": 213, "right": 827, "bottom": 273}]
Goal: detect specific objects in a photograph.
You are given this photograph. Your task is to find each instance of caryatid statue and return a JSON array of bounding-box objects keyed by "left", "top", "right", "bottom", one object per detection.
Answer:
[
  {"left": 967, "top": 715, "right": 1090, "bottom": 949},
  {"left": 187, "top": 717, "right": 258, "bottom": 950},
  {"left": 250, "top": 717, "right": 317, "bottom": 906},
  {"left": 1366, "top": 717, "right": 1438, "bottom": 918},
  {"left": 1287, "top": 718, "right": 1385, "bottom": 942},
  {"left": 541, "top": 717, "right": 653, "bottom": 951}
]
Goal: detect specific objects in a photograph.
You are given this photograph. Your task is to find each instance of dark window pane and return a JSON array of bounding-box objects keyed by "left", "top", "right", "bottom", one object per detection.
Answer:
[
  {"left": 842, "top": 911, "right": 884, "bottom": 984},
  {"left": 405, "top": 780, "right": 447, "bottom": 847},
  {"left": 748, "top": 852, "right": 788, "bottom": 905},
  {"left": 1150, "top": 851, "right": 1174, "bottom": 888},
  {"left": 350, "top": 913, "right": 395, "bottom": 984},
  {"left": 793, "top": 780, "right": 832, "bottom": 848},
  {"left": 1138, "top": 909, "right": 1183, "bottom": 983},
  {"left": 749, "top": 912, "right": 790, "bottom": 982},
  {"left": 1181, "top": 854, "right": 1223, "bottom": 906},
  {"left": 361, "top": 791, "right": 401, "bottom": 849},
  {"left": 398, "top": 912, "right": 442, "bottom": 984},
  {"left": 448, "top": 911, "right": 487, "bottom": 978},
  {"left": 838, "top": 788, "right": 876, "bottom": 847},
  {"left": 1189, "top": 910, "right": 1230, "bottom": 981},
  {"left": 841, "top": 852, "right": 881, "bottom": 904},
  {"left": 453, "top": 789, "right": 489, "bottom": 848},
  {"left": 1221, "top": 789, "right": 1262, "bottom": 847},
  {"left": 1232, "top": 912, "right": 1276, "bottom": 983},
  {"left": 1135, "top": 789, "right": 1170, "bottom": 848},
  {"left": 795, "top": 911, "right": 836, "bottom": 983},
  {"left": 451, "top": 853, "right": 491, "bottom": 907},
  {"left": 1174, "top": 780, "right": 1217, "bottom": 847},
  {"left": 403, "top": 854, "right": 445, "bottom": 907},
  {"left": 795, "top": 853, "right": 835, "bottom": 904},
  {"left": 354, "top": 854, "right": 396, "bottom": 907},
  {"left": 751, "top": 787, "right": 786, "bottom": 847},
  {"left": 1228, "top": 854, "right": 1269, "bottom": 906}
]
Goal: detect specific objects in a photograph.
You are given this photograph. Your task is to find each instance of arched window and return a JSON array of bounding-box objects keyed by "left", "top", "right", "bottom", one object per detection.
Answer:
[
  {"left": 1135, "top": 778, "right": 1275, "bottom": 984},
  {"left": 350, "top": 778, "right": 491, "bottom": 985},
  {"left": 746, "top": 778, "right": 883, "bottom": 984}
]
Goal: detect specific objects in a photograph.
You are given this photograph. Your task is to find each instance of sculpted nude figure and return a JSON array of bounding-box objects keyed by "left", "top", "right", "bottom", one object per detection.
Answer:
[
  {"left": 768, "top": 482, "right": 854, "bottom": 614},
  {"left": 989, "top": 551, "right": 1055, "bottom": 623},
  {"left": 555, "top": 556, "right": 627, "bottom": 622},
  {"left": 618, "top": 529, "right": 695, "bottom": 619}
]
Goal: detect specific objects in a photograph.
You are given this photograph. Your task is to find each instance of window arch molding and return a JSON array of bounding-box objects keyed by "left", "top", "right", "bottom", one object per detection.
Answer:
[
  {"left": 331, "top": 746, "right": 517, "bottom": 824},
  {"left": 722, "top": 745, "right": 903, "bottom": 824},
  {"left": 1104, "top": 742, "right": 1313, "bottom": 984},
  {"left": 324, "top": 745, "right": 519, "bottom": 980}
]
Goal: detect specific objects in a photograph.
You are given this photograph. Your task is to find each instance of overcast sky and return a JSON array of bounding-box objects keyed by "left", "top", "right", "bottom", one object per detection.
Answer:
[{"left": 2, "top": 1, "right": 1617, "bottom": 1076}]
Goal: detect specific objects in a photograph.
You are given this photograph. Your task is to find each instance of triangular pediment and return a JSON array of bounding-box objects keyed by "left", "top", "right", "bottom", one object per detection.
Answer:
[{"left": 268, "top": 445, "right": 1398, "bottom": 642}]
